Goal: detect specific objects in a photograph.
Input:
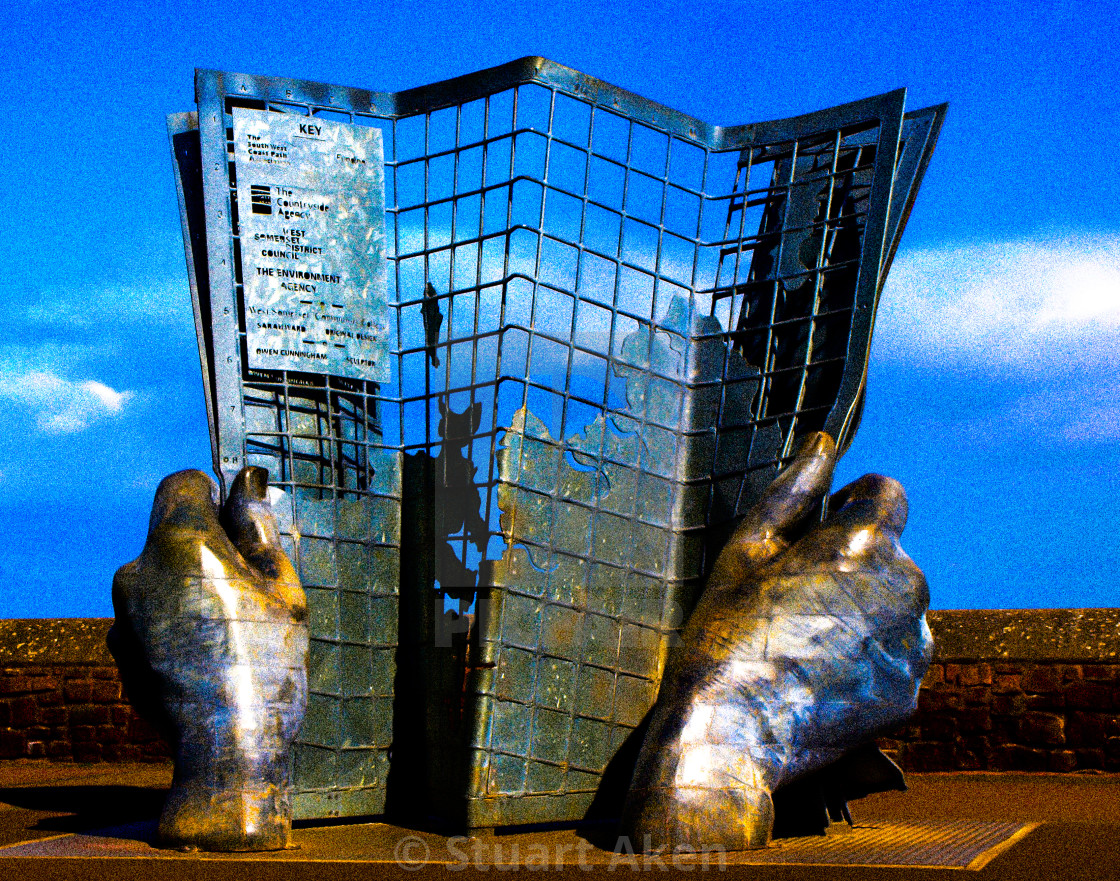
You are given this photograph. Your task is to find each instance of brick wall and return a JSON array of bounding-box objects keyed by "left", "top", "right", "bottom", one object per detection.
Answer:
[
  {"left": 0, "top": 619, "right": 169, "bottom": 763},
  {"left": 1, "top": 611, "right": 1118, "bottom": 770},
  {"left": 0, "top": 662, "right": 169, "bottom": 762},
  {"left": 879, "top": 660, "right": 1120, "bottom": 773},
  {"left": 878, "top": 609, "right": 1120, "bottom": 773}
]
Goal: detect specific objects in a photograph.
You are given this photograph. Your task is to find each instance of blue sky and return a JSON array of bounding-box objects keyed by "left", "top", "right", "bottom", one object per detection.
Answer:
[{"left": 0, "top": 0, "right": 1116, "bottom": 616}]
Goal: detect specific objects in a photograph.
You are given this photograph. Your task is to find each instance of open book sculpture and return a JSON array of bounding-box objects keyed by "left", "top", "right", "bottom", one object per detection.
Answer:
[{"left": 109, "top": 58, "right": 944, "bottom": 852}]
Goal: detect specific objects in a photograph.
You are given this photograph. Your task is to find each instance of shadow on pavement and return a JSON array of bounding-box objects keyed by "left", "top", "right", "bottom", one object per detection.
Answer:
[{"left": 0, "top": 784, "right": 165, "bottom": 841}]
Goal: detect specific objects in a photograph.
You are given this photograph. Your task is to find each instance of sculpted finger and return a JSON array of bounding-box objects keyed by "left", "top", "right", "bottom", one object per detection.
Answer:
[
  {"left": 778, "top": 473, "right": 913, "bottom": 571},
  {"left": 220, "top": 466, "right": 282, "bottom": 561},
  {"left": 828, "top": 473, "right": 908, "bottom": 537},
  {"left": 220, "top": 466, "right": 305, "bottom": 616},
  {"left": 138, "top": 469, "right": 235, "bottom": 574},
  {"left": 712, "top": 432, "right": 836, "bottom": 577},
  {"left": 776, "top": 472, "right": 928, "bottom": 612}
]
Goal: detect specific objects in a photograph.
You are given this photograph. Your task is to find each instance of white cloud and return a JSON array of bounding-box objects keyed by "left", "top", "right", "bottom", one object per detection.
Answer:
[
  {"left": 0, "top": 370, "right": 134, "bottom": 434},
  {"left": 875, "top": 234, "right": 1120, "bottom": 373},
  {"left": 871, "top": 234, "right": 1120, "bottom": 445}
]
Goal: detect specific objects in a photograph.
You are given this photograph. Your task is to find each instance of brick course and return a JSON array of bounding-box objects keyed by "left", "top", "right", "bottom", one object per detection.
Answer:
[{"left": 879, "top": 659, "right": 1120, "bottom": 772}]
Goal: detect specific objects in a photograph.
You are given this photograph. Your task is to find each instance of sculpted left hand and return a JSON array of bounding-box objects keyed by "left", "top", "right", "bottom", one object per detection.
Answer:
[
  {"left": 108, "top": 467, "right": 308, "bottom": 852},
  {"left": 622, "top": 432, "right": 933, "bottom": 852}
]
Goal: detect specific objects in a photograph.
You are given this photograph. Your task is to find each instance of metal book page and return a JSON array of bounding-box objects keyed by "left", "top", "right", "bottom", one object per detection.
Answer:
[{"left": 188, "top": 81, "right": 403, "bottom": 820}]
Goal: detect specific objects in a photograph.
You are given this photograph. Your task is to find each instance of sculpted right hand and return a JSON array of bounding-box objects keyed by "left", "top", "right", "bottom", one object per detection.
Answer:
[{"left": 622, "top": 433, "right": 932, "bottom": 852}]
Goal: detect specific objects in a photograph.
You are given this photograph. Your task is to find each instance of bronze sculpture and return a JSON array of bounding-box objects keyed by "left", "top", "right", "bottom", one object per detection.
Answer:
[
  {"left": 168, "top": 65, "right": 944, "bottom": 827},
  {"left": 622, "top": 432, "right": 932, "bottom": 851},
  {"left": 148, "top": 60, "right": 943, "bottom": 850},
  {"left": 108, "top": 467, "right": 308, "bottom": 852}
]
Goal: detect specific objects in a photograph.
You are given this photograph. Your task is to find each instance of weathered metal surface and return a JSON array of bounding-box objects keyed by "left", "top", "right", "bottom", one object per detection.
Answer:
[
  {"left": 719, "top": 819, "right": 1038, "bottom": 870},
  {"left": 0, "top": 816, "right": 1041, "bottom": 871},
  {"left": 467, "top": 296, "right": 778, "bottom": 826},
  {"left": 622, "top": 434, "right": 932, "bottom": 851},
  {"left": 170, "top": 58, "right": 945, "bottom": 825},
  {"left": 108, "top": 467, "right": 308, "bottom": 851}
]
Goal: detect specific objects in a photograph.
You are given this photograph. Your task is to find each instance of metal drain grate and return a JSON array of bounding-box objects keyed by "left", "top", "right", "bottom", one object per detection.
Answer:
[
  {"left": 745, "top": 820, "right": 1040, "bottom": 869},
  {"left": 0, "top": 819, "right": 1039, "bottom": 870}
]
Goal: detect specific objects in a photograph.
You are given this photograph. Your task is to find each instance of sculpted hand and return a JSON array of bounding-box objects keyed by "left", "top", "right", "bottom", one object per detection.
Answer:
[
  {"left": 622, "top": 432, "right": 932, "bottom": 851},
  {"left": 108, "top": 467, "right": 308, "bottom": 852}
]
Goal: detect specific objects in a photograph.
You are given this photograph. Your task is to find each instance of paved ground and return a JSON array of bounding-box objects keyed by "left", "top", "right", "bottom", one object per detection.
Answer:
[{"left": 0, "top": 762, "right": 1117, "bottom": 879}]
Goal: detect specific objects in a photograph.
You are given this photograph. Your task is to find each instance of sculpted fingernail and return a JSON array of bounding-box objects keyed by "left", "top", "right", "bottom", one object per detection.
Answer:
[
  {"left": 234, "top": 466, "right": 270, "bottom": 502},
  {"left": 799, "top": 431, "right": 834, "bottom": 460}
]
